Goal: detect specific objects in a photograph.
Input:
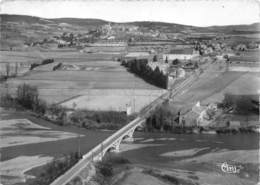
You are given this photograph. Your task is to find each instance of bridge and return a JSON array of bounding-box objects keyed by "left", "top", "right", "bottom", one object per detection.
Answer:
[{"left": 50, "top": 71, "right": 199, "bottom": 185}]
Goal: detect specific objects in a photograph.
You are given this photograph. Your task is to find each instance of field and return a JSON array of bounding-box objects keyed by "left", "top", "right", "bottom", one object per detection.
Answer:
[
  {"left": 172, "top": 62, "right": 260, "bottom": 106},
  {"left": 61, "top": 89, "right": 165, "bottom": 112},
  {"left": 1, "top": 50, "right": 160, "bottom": 105},
  {"left": 230, "top": 49, "right": 260, "bottom": 63},
  {"left": 169, "top": 60, "right": 260, "bottom": 127}
]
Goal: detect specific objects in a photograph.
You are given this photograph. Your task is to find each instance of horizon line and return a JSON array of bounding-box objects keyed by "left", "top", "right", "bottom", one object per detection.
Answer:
[{"left": 1, "top": 13, "right": 259, "bottom": 28}]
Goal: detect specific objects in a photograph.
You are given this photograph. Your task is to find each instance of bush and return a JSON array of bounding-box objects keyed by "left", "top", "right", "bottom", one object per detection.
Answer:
[
  {"left": 30, "top": 58, "right": 55, "bottom": 70},
  {"left": 41, "top": 58, "right": 54, "bottom": 65},
  {"left": 97, "top": 162, "right": 113, "bottom": 177},
  {"left": 53, "top": 62, "right": 62, "bottom": 71},
  {"left": 29, "top": 152, "right": 81, "bottom": 185},
  {"left": 68, "top": 110, "right": 134, "bottom": 130},
  {"left": 30, "top": 63, "right": 40, "bottom": 70}
]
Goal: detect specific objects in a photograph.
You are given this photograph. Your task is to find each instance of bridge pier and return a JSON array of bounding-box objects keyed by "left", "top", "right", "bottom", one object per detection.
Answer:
[{"left": 111, "top": 140, "right": 120, "bottom": 153}]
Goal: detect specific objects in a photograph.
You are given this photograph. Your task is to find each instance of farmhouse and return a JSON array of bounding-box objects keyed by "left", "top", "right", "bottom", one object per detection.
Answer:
[
  {"left": 184, "top": 102, "right": 217, "bottom": 127},
  {"left": 169, "top": 67, "right": 186, "bottom": 78},
  {"left": 163, "top": 48, "right": 199, "bottom": 61}
]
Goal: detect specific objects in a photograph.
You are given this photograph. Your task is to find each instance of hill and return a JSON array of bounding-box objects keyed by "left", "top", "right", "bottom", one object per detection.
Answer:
[{"left": 0, "top": 14, "right": 259, "bottom": 50}]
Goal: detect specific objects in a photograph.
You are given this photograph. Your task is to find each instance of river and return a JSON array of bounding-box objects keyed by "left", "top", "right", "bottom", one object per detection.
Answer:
[{"left": 116, "top": 132, "right": 259, "bottom": 185}]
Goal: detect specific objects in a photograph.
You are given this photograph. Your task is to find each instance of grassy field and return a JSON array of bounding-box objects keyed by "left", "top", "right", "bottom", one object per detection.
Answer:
[
  {"left": 1, "top": 50, "right": 160, "bottom": 104},
  {"left": 173, "top": 65, "right": 260, "bottom": 106},
  {"left": 4, "top": 69, "right": 160, "bottom": 103},
  {"left": 170, "top": 61, "right": 259, "bottom": 127},
  {"left": 61, "top": 89, "right": 165, "bottom": 112},
  {"left": 230, "top": 49, "right": 260, "bottom": 63},
  {"left": 0, "top": 50, "right": 121, "bottom": 63}
]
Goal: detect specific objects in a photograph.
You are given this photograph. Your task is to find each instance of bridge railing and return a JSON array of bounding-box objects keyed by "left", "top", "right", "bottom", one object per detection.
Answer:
[{"left": 50, "top": 116, "right": 144, "bottom": 185}]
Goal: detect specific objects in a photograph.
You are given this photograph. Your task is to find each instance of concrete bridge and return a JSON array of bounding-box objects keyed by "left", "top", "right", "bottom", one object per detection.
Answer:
[
  {"left": 50, "top": 116, "right": 146, "bottom": 185},
  {"left": 50, "top": 71, "right": 199, "bottom": 185}
]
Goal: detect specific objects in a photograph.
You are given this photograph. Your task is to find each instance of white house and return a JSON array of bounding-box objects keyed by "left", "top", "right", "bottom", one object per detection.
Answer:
[
  {"left": 163, "top": 48, "right": 199, "bottom": 61},
  {"left": 184, "top": 102, "right": 217, "bottom": 127}
]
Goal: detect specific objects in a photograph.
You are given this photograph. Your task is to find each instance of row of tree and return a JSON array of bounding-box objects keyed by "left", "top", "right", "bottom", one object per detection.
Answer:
[
  {"left": 29, "top": 152, "right": 81, "bottom": 185},
  {"left": 69, "top": 110, "right": 135, "bottom": 130},
  {"left": 0, "top": 63, "right": 18, "bottom": 81},
  {"left": 145, "top": 105, "right": 194, "bottom": 134},
  {"left": 146, "top": 106, "right": 178, "bottom": 132},
  {"left": 122, "top": 59, "right": 167, "bottom": 89},
  {"left": 30, "top": 58, "right": 54, "bottom": 70},
  {"left": 0, "top": 84, "right": 134, "bottom": 128},
  {"left": 1, "top": 84, "right": 48, "bottom": 115}
]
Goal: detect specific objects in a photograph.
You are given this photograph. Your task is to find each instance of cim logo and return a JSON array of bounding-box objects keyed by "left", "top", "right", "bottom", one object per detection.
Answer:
[{"left": 220, "top": 162, "right": 243, "bottom": 174}]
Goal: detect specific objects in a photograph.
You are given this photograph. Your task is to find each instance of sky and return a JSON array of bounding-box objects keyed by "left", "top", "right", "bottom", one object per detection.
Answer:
[{"left": 0, "top": 0, "right": 259, "bottom": 27}]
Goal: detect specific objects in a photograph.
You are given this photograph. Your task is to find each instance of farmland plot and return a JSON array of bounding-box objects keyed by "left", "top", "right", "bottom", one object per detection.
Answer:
[
  {"left": 1, "top": 51, "right": 160, "bottom": 104},
  {"left": 61, "top": 89, "right": 165, "bottom": 112}
]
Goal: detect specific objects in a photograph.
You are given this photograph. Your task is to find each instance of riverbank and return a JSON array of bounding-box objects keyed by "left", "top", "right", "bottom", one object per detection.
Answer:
[
  {"left": 89, "top": 145, "right": 259, "bottom": 185},
  {"left": 90, "top": 154, "right": 197, "bottom": 185},
  {"left": 142, "top": 125, "right": 260, "bottom": 135},
  {"left": 105, "top": 133, "right": 259, "bottom": 185}
]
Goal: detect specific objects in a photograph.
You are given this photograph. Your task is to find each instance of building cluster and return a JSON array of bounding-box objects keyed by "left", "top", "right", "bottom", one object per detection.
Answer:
[
  {"left": 163, "top": 48, "right": 199, "bottom": 61},
  {"left": 183, "top": 102, "right": 219, "bottom": 127},
  {"left": 122, "top": 44, "right": 201, "bottom": 90}
]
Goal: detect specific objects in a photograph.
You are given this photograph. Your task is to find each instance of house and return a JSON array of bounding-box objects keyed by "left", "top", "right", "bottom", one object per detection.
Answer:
[
  {"left": 184, "top": 102, "right": 217, "bottom": 127},
  {"left": 168, "top": 67, "right": 185, "bottom": 78},
  {"left": 163, "top": 48, "right": 199, "bottom": 61}
]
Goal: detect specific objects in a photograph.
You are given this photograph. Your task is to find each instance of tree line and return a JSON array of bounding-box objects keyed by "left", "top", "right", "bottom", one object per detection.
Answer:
[
  {"left": 28, "top": 152, "right": 81, "bottom": 185},
  {"left": 121, "top": 59, "right": 167, "bottom": 89},
  {"left": 0, "top": 84, "right": 134, "bottom": 129},
  {"left": 30, "top": 58, "right": 54, "bottom": 70},
  {"left": 145, "top": 105, "right": 194, "bottom": 134}
]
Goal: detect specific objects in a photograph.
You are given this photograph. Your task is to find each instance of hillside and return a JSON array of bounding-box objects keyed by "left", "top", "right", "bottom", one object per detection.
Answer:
[{"left": 0, "top": 14, "right": 259, "bottom": 50}]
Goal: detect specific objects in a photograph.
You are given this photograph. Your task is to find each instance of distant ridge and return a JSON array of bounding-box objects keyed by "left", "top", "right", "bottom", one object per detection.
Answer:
[{"left": 1, "top": 14, "right": 259, "bottom": 31}]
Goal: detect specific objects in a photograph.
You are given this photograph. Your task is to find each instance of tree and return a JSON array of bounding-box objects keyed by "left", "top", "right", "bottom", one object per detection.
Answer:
[
  {"left": 165, "top": 56, "right": 168, "bottom": 63},
  {"left": 15, "top": 62, "right": 18, "bottom": 76},
  {"left": 153, "top": 55, "right": 158, "bottom": 62},
  {"left": 172, "top": 59, "right": 180, "bottom": 65},
  {"left": 16, "top": 84, "right": 39, "bottom": 110},
  {"left": 5, "top": 63, "right": 10, "bottom": 77}
]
